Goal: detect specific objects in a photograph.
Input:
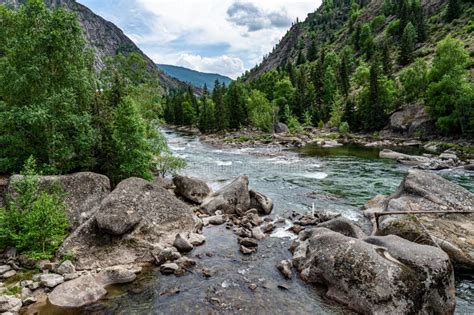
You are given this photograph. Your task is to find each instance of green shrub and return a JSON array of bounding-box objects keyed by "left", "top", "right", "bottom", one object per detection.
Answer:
[
  {"left": 318, "top": 120, "right": 325, "bottom": 129},
  {"left": 287, "top": 116, "right": 302, "bottom": 134},
  {"left": 155, "top": 154, "right": 187, "bottom": 177},
  {"left": 0, "top": 157, "right": 69, "bottom": 260},
  {"left": 339, "top": 122, "right": 350, "bottom": 135}
]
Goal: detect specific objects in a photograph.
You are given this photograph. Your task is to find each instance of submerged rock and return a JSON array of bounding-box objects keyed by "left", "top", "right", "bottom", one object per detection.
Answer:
[
  {"left": 365, "top": 169, "right": 474, "bottom": 270},
  {"left": 173, "top": 175, "right": 211, "bottom": 204},
  {"left": 276, "top": 260, "right": 293, "bottom": 279},
  {"left": 292, "top": 227, "right": 455, "bottom": 314},
  {"left": 201, "top": 176, "right": 250, "bottom": 215},
  {"left": 160, "top": 263, "right": 179, "bottom": 275}
]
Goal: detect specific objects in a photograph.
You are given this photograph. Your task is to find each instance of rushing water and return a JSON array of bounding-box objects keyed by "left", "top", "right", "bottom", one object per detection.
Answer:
[{"left": 35, "top": 129, "right": 474, "bottom": 314}]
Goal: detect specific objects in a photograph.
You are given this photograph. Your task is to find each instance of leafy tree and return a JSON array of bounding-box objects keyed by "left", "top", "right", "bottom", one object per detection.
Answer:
[
  {"left": 247, "top": 90, "right": 273, "bottom": 132},
  {"left": 0, "top": 0, "right": 96, "bottom": 174},
  {"left": 399, "top": 59, "right": 429, "bottom": 102},
  {"left": 399, "top": 22, "right": 417, "bottom": 65},
  {"left": 426, "top": 37, "right": 473, "bottom": 135},
  {"left": 110, "top": 97, "right": 153, "bottom": 183},
  {"left": 0, "top": 157, "right": 69, "bottom": 260},
  {"left": 329, "top": 92, "right": 345, "bottom": 128},
  {"left": 181, "top": 101, "right": 197, "bottom": 126},
  {"left": 360, "top": 23, "right": 375, "bottom": 59}
]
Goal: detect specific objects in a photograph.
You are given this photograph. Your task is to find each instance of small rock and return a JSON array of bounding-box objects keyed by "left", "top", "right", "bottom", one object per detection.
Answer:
[
  {"left": 249, "top": 283, "right": 257, "bottom": 291},
  {"left": 96, "top": 266, "right": 136, "bottom": 286},
  {"left": 64, "top": 273, "right": 79, "bottom": 281},
  {"left": 0, "top": 266, "right": 11, "bottom": 275},
  {"left": 234, "top": 227, "right": 252, "bottom": 238},
  {"left": 21, "top": 287, "right": 32, "bottom": 299},
  {"left": 202, "top": 268, "right": 213, "bottom": 278},
  {"left": 239, "top": 238, "right": 258, "bottom": 248},
  {"left": 20, "top": 280, "right": 33, "bottom": 288},
  {"left": 205, "top": 215, "right": 226, "bottom": 226},
  {"left": 55, "top": 260, "right": 75, "bottom": 275},
  {"left": 22, "top": 296, "right": 37, "bottom": 306},
  {"left": 261, "top": 223, "right": 274, "bottom": 233},
  {"left": 175, "top": 257, "right": 196, "bottom": 270},
  {"left": 251, "top": 227, "right": 265, "bottom": 240},
  {"left": 247, "top": 213, "right": 263, "bottom": 226},
  {"left": 28, "top": 282, "right": 40, "bottom": 290},
  {"left": 187, "top": 233, "right": 206, "bottom": 246},
  {"left": 173, "top": 233, "right": 194, "bottom": 253},
  {"left": 0, "top": 296, "right": 22, "bottom": 312},
  {"left": 159, "top": 287, "right": 180, "bottom": 296},
  {"left": 240, "top": 245, "right": 256, "bottom": 255},
  {"left": 160, "top": 263, "right": 179, "bottom": 275},
  {"left": 40, "top": 274, "right": 65, "bottom": 288},
  {"left": 153, "top": 248, "right": 181, "bottom": 266},
  {"left": 249, "top": 190, "right": 273, "bottom": 215},
  {"left": 1, "top": 270, "right": 16, "bottom": 279},
  {"left": 38, "top": 260, "right": 57, "bottom": 271},
  {"left": 290, "top": 225, "right": 304, "bottom": 235},
  {"left": 277, "top": 260, "right": 293, "bottom": 279}
]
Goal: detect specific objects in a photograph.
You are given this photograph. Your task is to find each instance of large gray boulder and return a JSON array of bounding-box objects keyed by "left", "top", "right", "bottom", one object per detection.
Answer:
[
  {"left": 379, "top": 149, "right": 430, "bottom": 166},
  {"left": 0, "top": 295, "right": 22, "bottom": 312},
  {"left": 292, "top": 227, "right": 455, "bottom": 314},
  {"left": 201, "top": 176, "right": 250, "bottom": 215},
  {"left": 48, "top": 274, "right": 107, "bottom": 308},
  {"left": 173, "top": 175, "right": 211, "bottom": 204},
  {"left": 96, "top": 177, "right": 194, "bottom": 235},
  {"left": 388, "top": 104, "right": 435, "bottom": 136},
  {"left": 249, "top": 190, "right": 273, "bottom": 215},
  {"left": 7, "top": 172, "right": 110, "bottom": 229},
  {"left": 58, "top": 178, "right": 195, "bottom": 269},
  {"left": 274, "top": 122, "right": 289, "bottom": 134},
  {"left": 364, "top": 169, "right": 474, "bottom": 270}
]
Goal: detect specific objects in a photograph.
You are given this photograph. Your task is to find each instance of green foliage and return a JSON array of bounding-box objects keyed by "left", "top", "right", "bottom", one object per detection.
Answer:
[
  {"left": 371, "top": 15, "right": 386, "bottom": 31},
  {"left": 318, "top": 120, "right": 325, "bottom": 129},
  {"left": 109, "top": 97, "right": 153, "bottom": 183},
  {"left": 198, "top": 97, "right": 216, "bottom": 133},
  {"left": 360, "top": 23, "right": 375, "bottom": 59},
  {"left": 288, "top": 115, "right": 303, "bottom": 133},
  {"left": 426, "top": 37, "right": 473, "bottom": 135},
  {"left": 0, "top": 0, "right": 96, "bottom": 174},
  {"left": 445, "top": 0, "right": 461, "bottom": 22},
  {"left": 399, "top": 22, "right": 417, "bottom": 65},
  {"left": 226, "top": 81, "right": 248, "bottom": 129},
  {"left": 329, "top": 92, "right": 345, "bottom": 128},
  {"left": 386, "top": 19, "right": 400, "bottom": 38},
  {"left": 399, "top": 59, "right": 429, "bottom": 102},
  {"left": 0, "top": 157, "right": 69, "bottom": 260},
  {"left": 247, "top": 90, "right": 273, "bottom": 132},
  {"left": 155, "top": 154, "right": 187, "bottom": 178},
  {"left": 303, "top": 111, "right": 313, "bottom": 127},
  {"left": 339, "top": 121, "right": 350, "bottom": 135}
]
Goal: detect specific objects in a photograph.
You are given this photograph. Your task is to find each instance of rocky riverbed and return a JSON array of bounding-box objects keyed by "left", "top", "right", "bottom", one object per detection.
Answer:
[{"left": 0, "top": 128, "right": 473, "bottom": 314}]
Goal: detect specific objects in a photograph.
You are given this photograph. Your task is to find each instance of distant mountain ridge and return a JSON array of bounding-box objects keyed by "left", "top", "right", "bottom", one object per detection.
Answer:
[
  {"left": 158, "top": 64, "right": 233, "bottom": 90},
  {"left": 0, "top": 0, "right": 188, "bottom": 92}
]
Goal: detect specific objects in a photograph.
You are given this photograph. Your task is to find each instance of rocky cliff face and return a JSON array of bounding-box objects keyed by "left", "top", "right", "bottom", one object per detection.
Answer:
[{"left": 0, "top": 0, "right": 186, "bottom": 92}]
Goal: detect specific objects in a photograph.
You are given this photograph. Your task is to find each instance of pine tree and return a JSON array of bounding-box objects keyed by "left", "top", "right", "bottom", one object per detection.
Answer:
[
  {"left": 381, "top": 38, "right": 392, "bottom": 76},
  {"left": 198, "top": 97, "right": 216, "bottom": 133},
  {"left": 307, "top": 39, "right": 318, "bottom": 62},
  {"left": 411, "top": 0, "right": 426, "bottom": 42},
  {"left": 399, "top": 22, "right": 417, "bottom": 65},
  {"left": 226, "top": 82, "right": 247, "bottom": 129},
  {"left": 296, "top": 49, "right": 307, "bottom": 65},
  {"left": 212, "top": 80, "right": 228, "bottom": 131},
  {"left": 445, "top": 0, "right": 461, "bottom": 21}
]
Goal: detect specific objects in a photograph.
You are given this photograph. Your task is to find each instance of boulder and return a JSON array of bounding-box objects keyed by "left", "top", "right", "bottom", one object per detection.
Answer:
[
  {"left": 186, "top": 233, "right": 206, "bottom": 246},
  {"left": 201, "top": 176, "right": 250, "bottom": 215},
  {"left": 173, "top": 175, "right": 211, "bottom": 204},
  {"left": 0, "top": 296, "right": 22, "bottom": 312},
  {"left": 48, "top": 274, "right": 107, "bottom": 308},
  {"left": 55, "top": 260, "right": 75, "bottom": 275},
  {"left": 40, "top": 274, "right": 64, "bottom": 288},
  {"left": 96, "top": 266, "right": 137, "bottom": 285},
  {"left": 292, "top": 227, "right": 455, "bottom": 314},
  {"left": 379, "top": 149, "right": 430, "bottom": 166},
  {"left": 249, "top": 190, "right": 273, "bottom": 215},
  {"left": 8, "top": 172, "right": 110, "bottom": 229},
  {"left": 0, "top": 266, "right": 11, "bottom": 276},
  {"left": 251, "top": 227, "right": 265, "bottom": 240},
  {"left": 274, "top": 122, "right": 289, "bottom": 134},
  {"left": 317, "top": 217, "right": 366, "bottom": 239},
  {"left": 388, "top": 104, "right": 435, "bottom": 137},
  {"left": 153, "top": 247, "right": 181, "bottom": 266},
  {"left": 1, "top": 270, "right": 16, "bottom": 279},
  {"left": 160, "top": 263, "right": 179, "bottom": 275},
  {"left": 58, "top": 177, "right": 195, "bottom": 269},
  {"left": 365, "top": 169, "right": 474, "bottom": 270},
  {"left": 276, "top": 260, "right": 293, "bottom": 279},
  {"left": 173, "top": 233, "right": 194, "bottom": 253}
]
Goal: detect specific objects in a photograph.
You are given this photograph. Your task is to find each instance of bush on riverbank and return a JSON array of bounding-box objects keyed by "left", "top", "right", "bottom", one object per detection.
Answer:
[{"left": 0, "top": 157, "right": 69, "bottom": 260}]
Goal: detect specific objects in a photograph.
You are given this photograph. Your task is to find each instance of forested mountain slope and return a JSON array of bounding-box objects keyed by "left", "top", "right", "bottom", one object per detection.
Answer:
[
  {"left": 0, "top": 0, "right": 187, "bottom": 92},
  {"left": 240, "top": 0, "right": 473, "bottom": 137},
  {"left": 158, "top": 64, "right": 232, "bottom": 90}
]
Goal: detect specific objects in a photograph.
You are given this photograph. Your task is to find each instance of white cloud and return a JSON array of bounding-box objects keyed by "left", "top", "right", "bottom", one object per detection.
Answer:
[
  {"left": 175, "top": 54, "right": 245, "bottom": 78},
  {"left": 79, "top": 0, "right": 321, "bottom": 77}
]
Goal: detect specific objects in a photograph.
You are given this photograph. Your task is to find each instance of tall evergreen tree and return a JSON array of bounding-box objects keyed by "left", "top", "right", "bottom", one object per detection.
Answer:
[
  {"left": 445, "top": 0, "right": 461, "bottom": 21},
  {"left": 212, "top": 80, "right": 228, "bottom": 131},
  {"left": 307, "top": 39, "right": 318, "bottom": 62},
  {"left": 226, "top": 82, "right": 248, "bottom": 129},
  {"left": 399, "top": 22, "right": 417, "bottom": 65}
]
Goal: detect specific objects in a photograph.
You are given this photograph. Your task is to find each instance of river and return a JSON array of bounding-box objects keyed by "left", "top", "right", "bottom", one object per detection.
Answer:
[{"left": 73, "top": 128, "right": 474, "bottom": 314}]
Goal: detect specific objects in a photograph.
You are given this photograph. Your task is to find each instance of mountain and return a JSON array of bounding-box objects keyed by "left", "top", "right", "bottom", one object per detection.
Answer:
[
  {"left": 243, "top": 0, "right": 473, "bottom": 136},
  {"left": 157, "top": 64, "right": 233, "bottom": 90},
  {"left": 0, "top": 0, "right": 187, "bottom": 92}
]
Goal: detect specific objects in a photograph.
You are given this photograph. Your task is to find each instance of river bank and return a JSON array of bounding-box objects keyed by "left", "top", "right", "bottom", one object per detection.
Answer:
[{"left": 1, "top": 128, "right": 473, "bottom": 314}]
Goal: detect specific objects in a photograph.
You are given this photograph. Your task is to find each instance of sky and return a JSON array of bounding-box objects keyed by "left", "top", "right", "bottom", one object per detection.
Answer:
[{"left": 77, "top": 0, "right": 321, "bottom": 78}]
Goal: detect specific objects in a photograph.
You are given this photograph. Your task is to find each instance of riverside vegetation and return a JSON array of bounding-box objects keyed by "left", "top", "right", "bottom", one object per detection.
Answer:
[{"left": 0, "top": 0, "right": 473, "bottom": 314}]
